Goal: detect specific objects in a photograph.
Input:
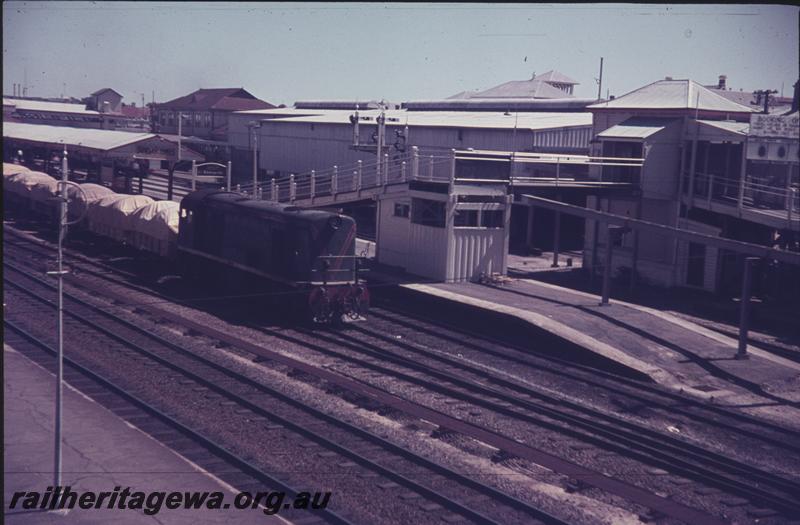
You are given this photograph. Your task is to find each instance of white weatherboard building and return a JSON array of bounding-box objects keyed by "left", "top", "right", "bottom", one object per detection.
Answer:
[
  {"left": 227, "top": 107, "right": 593, "bottom": 183},
  {"left": 584, "top": 79, "right": 798, "bottom": 294},
  {"left": 224, "top": 105, "right": 593, "bottom": 283}
]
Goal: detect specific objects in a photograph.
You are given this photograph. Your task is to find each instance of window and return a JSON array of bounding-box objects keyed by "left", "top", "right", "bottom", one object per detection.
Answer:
[
  {"left": 453, "top": 209, "right": 504, "bottom": 228},
  {"left": 454, "top": 210, "right": 478, "bottom": 227},
  {"left": 393, "top": 203, "right": 410, "bottom": 218},
  {"left": 411, "top": 198, "right": 445, "bottom": 228},
  {"left": 481, "top": 210, "right": 504, "bottom": 228}
]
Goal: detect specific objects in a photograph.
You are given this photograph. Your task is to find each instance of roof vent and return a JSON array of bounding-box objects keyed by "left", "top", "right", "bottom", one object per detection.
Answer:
[
  {"left": 665, "top": 76, "right": 673, "bottom": 81},
  {"left": 718, "top": 75, "right": 727, "bottom": 90},
  {"left": 609, "top": 95, "right": 616, "bottom": 100}
]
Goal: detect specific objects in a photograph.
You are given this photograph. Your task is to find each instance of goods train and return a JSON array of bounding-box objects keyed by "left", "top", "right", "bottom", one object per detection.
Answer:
[{"left": 3, "top": 163, "right": 369, "bottom": 323}]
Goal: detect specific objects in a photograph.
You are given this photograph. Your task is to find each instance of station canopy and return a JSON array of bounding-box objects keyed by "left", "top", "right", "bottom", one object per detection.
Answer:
[{"left": 2, "top": 122, "right": 203, "bottom": 162}]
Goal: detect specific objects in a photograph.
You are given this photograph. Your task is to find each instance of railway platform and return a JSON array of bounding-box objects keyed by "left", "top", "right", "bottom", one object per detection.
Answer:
[
  {"left": 367, "top": 265, "right": 800, "bottom": 423},
  {"left": 3, "top": 345, "right": 286, "bottom": 525}
]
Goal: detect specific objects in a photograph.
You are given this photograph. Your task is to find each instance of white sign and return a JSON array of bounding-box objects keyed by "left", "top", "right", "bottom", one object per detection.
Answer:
[{"left": 749, "top": 114, "right": 799, "bottom": 138}]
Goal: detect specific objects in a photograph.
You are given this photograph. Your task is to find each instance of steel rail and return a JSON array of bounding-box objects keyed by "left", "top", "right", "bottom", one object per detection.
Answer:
[
  {"left": 2, "top": 259, "right": 724, "bottom": 525},
  {"left": 3, "top": 319, "right": 354, "bottom": 525},
  {"left": 3, "top": 264, "right": 565, "bottom": 525},
  {"left": 332, "top": 324, "right": 800, "bottom": 509},
  {"left": 369, "top": 303, "right": 800, "bottom": 449}
]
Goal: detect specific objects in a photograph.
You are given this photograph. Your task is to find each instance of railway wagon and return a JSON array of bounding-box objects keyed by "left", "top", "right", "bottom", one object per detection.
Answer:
[
  {"left": 4, "top": 169, "right": 56, "bottom": 211},
  {"left": 177, "top": 190, "right": 369, "bottom": 322}
]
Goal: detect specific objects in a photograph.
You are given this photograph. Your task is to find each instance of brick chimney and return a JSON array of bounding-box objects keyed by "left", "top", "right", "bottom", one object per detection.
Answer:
[{"left": 718, "top": 75, "right": 727, "bottom": 90}]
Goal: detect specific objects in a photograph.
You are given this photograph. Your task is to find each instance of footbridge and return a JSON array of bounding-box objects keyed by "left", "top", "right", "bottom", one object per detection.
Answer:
[{"left": 235, "top": 149, "right": 642, "bottom": 283}]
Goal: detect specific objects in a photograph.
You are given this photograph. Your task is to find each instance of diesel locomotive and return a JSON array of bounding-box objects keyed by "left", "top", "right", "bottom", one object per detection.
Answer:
[
  {"left": 3, "top": 164, "right": 369, "bottom": 323},
  {"left": 177, "top": 190, "right": 369, "bottom": 323}
]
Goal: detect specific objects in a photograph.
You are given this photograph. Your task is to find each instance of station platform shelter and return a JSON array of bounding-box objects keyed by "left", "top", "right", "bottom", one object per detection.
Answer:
[{"left": 2, "top": 122, "right": 202, "bottom": 193}]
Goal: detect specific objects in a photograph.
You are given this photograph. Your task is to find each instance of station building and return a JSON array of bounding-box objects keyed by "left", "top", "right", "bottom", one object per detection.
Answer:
[
  {"left": 3, "top": 88, "right": 150, "bottom": 131},
  {"left": 582, "top": 78, "right": 799, "bottom": 295},
  {"left": 3, "top": 122, "right": 203, "bottom": 192}
]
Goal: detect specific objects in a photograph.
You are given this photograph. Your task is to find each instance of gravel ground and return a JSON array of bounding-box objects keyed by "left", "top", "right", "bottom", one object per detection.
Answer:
[
  {"left": 4, "top": 220, "right": 799, "bottom": 525},
  {"left": 356, "top": 309, "right": 800, "bottom": 481}
]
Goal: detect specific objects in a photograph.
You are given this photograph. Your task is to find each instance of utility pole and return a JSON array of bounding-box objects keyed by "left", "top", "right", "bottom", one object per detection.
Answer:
[
  {"left": 53, "top": 146, "right": 68, "bottom": 489},
  {"left": 736, "top": 257, "right": 758, "bottom": 359},
  {"left": 250, "top": 121, "right": 262, "bottom": 195},
  {"left": 376, "top": 103, "right": 386, "bottom": 184},
  {"left": 597, "top": 57, "right": 604, "bottom": 101},
  {"left": 752, "top": 89, "right": 778, "bottom": 114}
]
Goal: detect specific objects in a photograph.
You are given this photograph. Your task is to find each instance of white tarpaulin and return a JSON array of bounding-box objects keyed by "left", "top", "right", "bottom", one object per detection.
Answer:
[
  {"left": 88, "top": 194, "right": 154, "bottom": 241},
  {"left": 5, "top": 171, "right": 55, "bottom": 196},
  {"left": 30, "top": 179, "right": 60, "bottom": 202},
  {"left": 129, "top": 200, "right": 180, "bottom": 257},
  {"left": 3, "top": 162, "right": 31, "bottom": 177},
  {"left": 68, "top": 183, "right": 115, "bottom": 221}
]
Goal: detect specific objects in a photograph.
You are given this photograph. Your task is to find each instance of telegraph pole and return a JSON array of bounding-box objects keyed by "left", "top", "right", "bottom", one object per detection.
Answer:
[
  {"left": 752, "top": 89, "right": 778, "bottom": 114},
  {"left": 376, "top": 103, "right": 386, "bottom": 182},
  {"left": 597, "top": 57, "right": 604, "bottom": 101}
]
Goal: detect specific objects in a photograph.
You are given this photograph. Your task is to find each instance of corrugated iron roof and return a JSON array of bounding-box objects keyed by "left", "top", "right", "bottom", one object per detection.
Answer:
[
  {"left": 597, "top": 117, "right": 675, "bottom": 139},
  {"left": 696, "top": 120, "right": 749, "bottom": 135},
  {"left": 157, "top": 88, "right": 274, "bottom": 111},
  {"left": 90, "top": 88, "right": 123, "bottom": 98},
  {"left": 534, "top": 70, "right": 579, "bottom": 85},
  {"left": 3, "top": 97, "right": 100, "bottom": 115},
  {"left": 3, "top": 122, "right": 155, "bottom": 151},
  {"left": 587, "top": 79, "right": 756, "bottom": 113},
  {"left": 237, "top": 108, "right": 592, "bottom": 131},
  {"left": 471, "top": 79, "right": 572, "bottom": 99}
]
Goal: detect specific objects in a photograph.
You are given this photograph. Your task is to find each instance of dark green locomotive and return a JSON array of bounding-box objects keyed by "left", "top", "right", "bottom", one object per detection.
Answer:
[{"left": 178, "top": 190, "right": 368, "bottom": 322}]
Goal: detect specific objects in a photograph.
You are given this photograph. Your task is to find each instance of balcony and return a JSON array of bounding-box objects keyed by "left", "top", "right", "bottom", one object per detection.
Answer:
[{"left": 685, "top": 171, "right": 799, "bottom": 230}]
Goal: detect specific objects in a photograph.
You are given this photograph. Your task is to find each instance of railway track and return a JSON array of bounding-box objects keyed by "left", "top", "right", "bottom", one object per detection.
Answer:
[
  {"left": 0, "top": 239, "right": 754, "bottom": 525},
  {"left": 259, "top": 322, "right": 800, "bottom": 515},
  {"left": 4, "top": 261, "right": 570, "bottom": 525},
  {"left": 5, "top": 222, "right": 800, "bottom": 523},
  {"left": 4, "top": 320, "right": 354, "bottom": 525},
  {"left": 370, "top": 299, "right": 800, "bottom": 447}
]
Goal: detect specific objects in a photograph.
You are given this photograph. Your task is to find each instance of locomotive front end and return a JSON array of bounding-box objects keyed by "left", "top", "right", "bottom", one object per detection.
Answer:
[{"left": 306, "top": 215, "right": 369, "bottom": 324}]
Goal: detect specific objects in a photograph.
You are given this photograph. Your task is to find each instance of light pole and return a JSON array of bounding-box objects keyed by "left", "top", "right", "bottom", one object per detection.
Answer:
[
  {"left": 54, "top": 145, "right": 68, "bottom": 489},
  {"left": 46, "top": 145, "right": 86, "bottom": 490},
  {"left": 249, "top": 121, "right": 262, "bottom": 196}
]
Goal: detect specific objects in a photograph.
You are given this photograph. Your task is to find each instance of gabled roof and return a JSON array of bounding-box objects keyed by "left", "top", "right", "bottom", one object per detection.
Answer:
[
  {"left": 3, "top": 122, "right": 155, "bottom": 151},
  {"left": 91, "top": 88, "right": 123, "bottom": 98},
  {"left": 472, "top": 79, "right": 573, "bottom": 99},
  {"left": 534, "top": 70, "right": 579, "bottom": 85},
  {"left": 696, "top": 120, "right": 749, "bottom": 135},
  {"left": 588, "top": 79, "right": 756, "bottom": 113},
  {"left": 3, "top": 97, "right": 100, "bottom": 115},
  {"left": 706, "top": 88, "right": 755, "bottom": 108},
  {"left": 446, "top": 90, "right": 480, "bottom": 100},
  {"left": 158, "top": 88, "right": 275, "bottom": 112}
]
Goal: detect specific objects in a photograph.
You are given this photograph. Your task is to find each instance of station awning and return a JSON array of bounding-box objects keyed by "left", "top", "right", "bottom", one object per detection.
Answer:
[{"left": 596, "top": 118, "right": 674, "bottom": 140}]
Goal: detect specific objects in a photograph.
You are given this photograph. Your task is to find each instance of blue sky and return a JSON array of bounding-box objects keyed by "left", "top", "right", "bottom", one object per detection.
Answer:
[{"left": 3, "top": 2, "right": 798, "bottom": 106}]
